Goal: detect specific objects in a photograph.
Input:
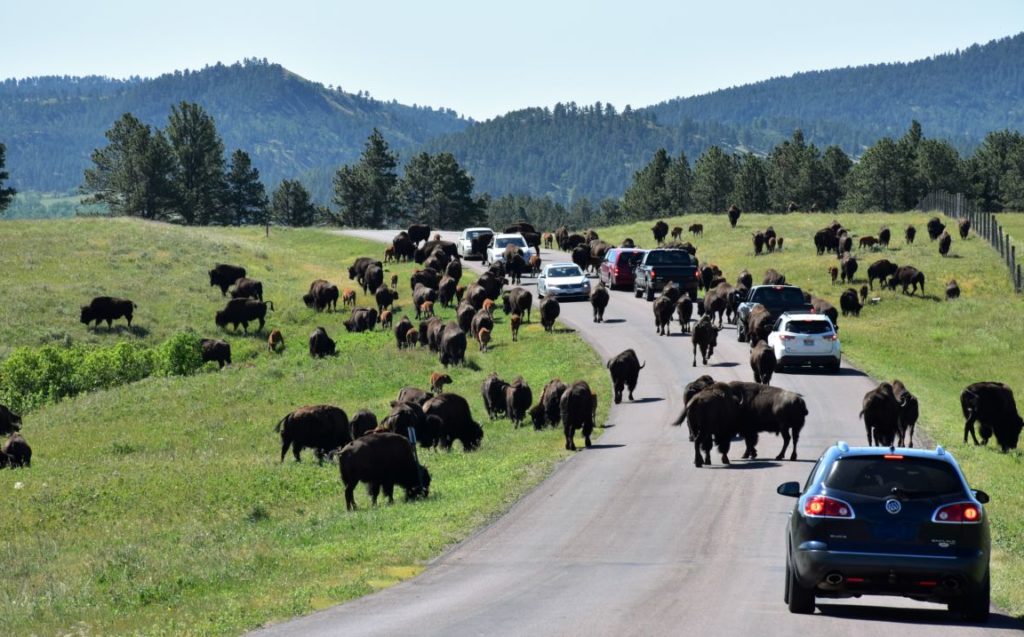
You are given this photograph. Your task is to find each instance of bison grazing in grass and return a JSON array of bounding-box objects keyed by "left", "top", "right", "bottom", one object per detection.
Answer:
[
  {"left": 423, "top": 393, "right": 484, "bottom": 451},
  {"left": 589, "top": 283, "right": 609, "bottom": 323},
  {"left": 216, "top": 298, "right": 272, "bottom": 333},
  {"left": 866, "top": 259, "right": 898, "bottom": 290},
  {"left": 540, "top": 296, "right": 560, "bottom": 332},
  {"left": 861, "top": 383, "right": 900, "bottom": 447},
  {"left": 230, "top": 277, "right": 263, "bottom": 301},
  {"left": 304, "top": 279, "right": 339, "bottom": 312},
  {"left": 752, "top": 231, "right": 765, "bottom": 256},
  {"left": 339, "top": 432, "right": 430, "bottom": 511},
  {"left": 505, "top": 377, "right": 533, "bottom": 428},
  {"left": 703, "top": 283, "right": 735, "bottom": 328},
  {"left": 439, "top": 321, "right": 467, "bottom": 367},
  {"left": 502, "top": 287, "right": 533, "bottom": 323},
  {"left": 938, "top": 231, "right": 952, "bottom": 257},
  {"left": 652, "top": 220, "right": 669, "bottom": 245},
  {"left": 840, "top": 253, "right": 858, "bottom": 284},
  {"left": 878, "top": 226, "right": 891, "bottom": 247},
  {"left": 905, "top": 225, "right": 917, "bottom": 244},
  {"left": 888, "top": 265, "right": 925, "bottom": 295},
  {"left": 961, "top": 382, "right": 1023, "bottom": 452},
  {"left": 530, "top": 379, "right": 568, "bottom": 429},
  {"left": 892, "top": 380, "right": 919, "bottom": 447},
  {"left": 839, "top": 288, "right": 862, "bottom": 317},
  {"left": 81, "top": 296, "right": 136, "bottom": 329},
  {"left": 308, "top": 327, "right": 336, "bottom": 358},
  {"left": 275, "top": 405, "right": 352, "bottom": 464},
  {"left": 607, "top": 349, "right": 645, "bottom": 404},
  {"left": 692, "top": 314, "right": 719, "bottom": 366},
  {"left": 350, "top": 410, "right": 379, "bottom": 438},
  {"left": 3, "top": 433, "right": 32, "bottom": 468},
  {"left": 727, "top": 205, "right": 741, "bottom": 228},
  {"left": 927, "top": 216, "right": 946, "bottom": 241},
  {"left": 750, "top": 341, "right": 776, "bottom": 385},
  {"left": 481, "top": 372, "right": 509, "bottom": 420},
  {"left": 343, "top": 308, "right": 378, "bottom": 333},
  {"left": 959, "top": 218, "right": 971, "bottom": 239},
  {"left": 0, "top": 404, "right": 23, "bottom": 436},
  {"left": 560, "top": 380, "right": 596, "bottom": 451},
  {"left": 200, "top": 338, "right": 231, "bottom": 368},
  {"left": 209, "top": 264, "right": 246, "bottom": 295}
]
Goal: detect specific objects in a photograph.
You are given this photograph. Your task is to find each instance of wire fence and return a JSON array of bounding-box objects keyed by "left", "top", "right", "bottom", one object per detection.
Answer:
[{"left": 916, "top": 191, "right": 1022, "bottom": 293}]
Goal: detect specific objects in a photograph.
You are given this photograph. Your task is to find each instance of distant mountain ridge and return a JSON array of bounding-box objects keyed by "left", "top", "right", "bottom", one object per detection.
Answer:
[{"left": 0, "top": 59, "right": 470, "bottom": 192}]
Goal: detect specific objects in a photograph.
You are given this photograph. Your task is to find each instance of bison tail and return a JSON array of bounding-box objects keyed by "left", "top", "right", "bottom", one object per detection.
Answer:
[
  {"left": 639, "top": 360, "right": 647, "bottom": 369},
  {"left": 265, "top": 300, "right": 276, "bottom": 311},
  {"left": 133, "top": 302, "right": 138, "bottom": 308},
  {"left": 858, "top": 410, "right": 864, "bottom": 420},
  {"left": 274, "top": 414, "right": 289, "bottom": 433}
]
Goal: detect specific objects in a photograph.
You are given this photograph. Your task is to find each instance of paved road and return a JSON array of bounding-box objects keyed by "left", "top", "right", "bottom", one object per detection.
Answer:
[{"left": 250, "top": 230, "right": 1017, "bottom": 636}]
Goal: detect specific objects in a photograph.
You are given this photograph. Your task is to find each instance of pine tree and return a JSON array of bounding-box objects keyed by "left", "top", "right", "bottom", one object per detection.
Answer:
[
  {"left": 821, "top": 146, "right": 853, "bottom": 210},
  {"left": 665, "top": 152, "right": 693, "bottom": 213},
  {"left": 915, "top": 138, "right": 964, "bottom": 195},
  {"left": 400, "top": 152, "right": 435, "bottom": 225},
  {"left": 623, "top": 148, "right": 672, "bottom": 219},
  {"left": 841, "top": 137, "right": 907, "bottom": 211},
  {"left": 225, "top": 149, "right": 268, "bottom": 225},
  {"left": 731, "top": 153, "right": 770, "bottom": 212},
  {"left": 332, "top": 129, "right": 400, "bottom": 228},
  {"left": 691, "top": 146, "right": 735, "bottom": 212},
  {"left": 271, "top": 179, "right": 317, "bottom": 226},
  {"left": 166, "top": 102, "right": 227, "bottom": 225},
  {"left": 0, "top": 142, "right": 15, "bottom": 214}
]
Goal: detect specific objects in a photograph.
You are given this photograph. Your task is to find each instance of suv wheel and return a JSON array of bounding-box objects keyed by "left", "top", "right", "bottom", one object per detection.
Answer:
[
  {"left": 634, "top": 283, "right": 643, "bottom": 298},
  {"left": 786, "top": 560, "right": 815, "bottom": 614},
  {"left": 737, "top": 323, "right": 747, "bottom": 343},
  {"left": 828, "top": 360, "right": 841, "bottom": 374},
  {"left": 645, "top": 286, "right": 655, "bottom": 302},
  {"left": 949, "top": 570, "right": 990, "bottom": 623}
]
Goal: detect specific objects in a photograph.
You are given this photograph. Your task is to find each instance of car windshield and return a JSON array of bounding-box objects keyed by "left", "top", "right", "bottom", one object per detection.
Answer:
[
  {"left": 750, "top": 287, "right": 805, "bottom": 305},
  {"left": 548, "top": 266, "right": 582, "bottom": 278},
  {"left": 495, "top": 237, "right": 526, "bottom": 248},
  {"left": 784, "top": 320, "right": 832, "bottom": 334},
  {"left": 824, "top": 457, "right": 965, "bottom": 499},
  {"left": 645, "top": 250, "right": 692, "bottom": 266}
]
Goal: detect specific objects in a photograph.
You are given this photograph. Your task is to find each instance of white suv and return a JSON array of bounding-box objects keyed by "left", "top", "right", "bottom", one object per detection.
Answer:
[
  {"left": 485, "top": 233, "right": 535, "bottom": 264},
  {"left": 767, "top": 312, "right": 841, "bottom": 373}
]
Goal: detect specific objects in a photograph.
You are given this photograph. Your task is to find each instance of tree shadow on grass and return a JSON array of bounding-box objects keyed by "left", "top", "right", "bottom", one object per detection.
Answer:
[{"left": 90, "top": 324, "right": 151, "bottom": 338}]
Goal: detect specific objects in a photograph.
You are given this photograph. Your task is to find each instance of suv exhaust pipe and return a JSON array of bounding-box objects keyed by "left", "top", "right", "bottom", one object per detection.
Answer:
[
  {"left": 825, "top": 572, "right": 844, "bottom": 586},
  {"left": 943, "top": 578, "right": 960, "bottom": 590}
]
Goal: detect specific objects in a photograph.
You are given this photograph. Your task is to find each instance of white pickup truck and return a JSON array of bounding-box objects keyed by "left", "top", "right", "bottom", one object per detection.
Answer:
[{"left": 456, "top": 227, "right": 494, "bottom": 260}]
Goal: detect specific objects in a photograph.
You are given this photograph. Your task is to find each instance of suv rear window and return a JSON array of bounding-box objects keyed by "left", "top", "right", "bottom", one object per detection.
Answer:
[
  {"left": 617, "top": 252, "right": 644, "bottom": 267},
  {"left": 824, "top": 457, "right": 965, "bottom": 499},
  {"left": 750, "top": 287, "right": 805, "bottom": 306},
  {"left": 645, "top": 250, "right": 692, "bottom": 266},
  {"left": 784, "top": 319, "right": 832, "bottom": 334}
]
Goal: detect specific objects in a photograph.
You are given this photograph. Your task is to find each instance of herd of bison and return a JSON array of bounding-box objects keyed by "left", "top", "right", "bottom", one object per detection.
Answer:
[{"left": 1, "top": 213, "right": 1021, "bottom": 512}]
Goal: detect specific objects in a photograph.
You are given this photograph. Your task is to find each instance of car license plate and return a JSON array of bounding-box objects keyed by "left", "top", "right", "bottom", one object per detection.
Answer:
[{"left": 803, "top": 339, "right": 814, "bottom": 346}]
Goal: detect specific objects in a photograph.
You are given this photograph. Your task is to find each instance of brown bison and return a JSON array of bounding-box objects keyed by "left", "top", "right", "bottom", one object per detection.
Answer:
[
  {"left": 439, "top": 321, "right": 467, "bottom": 367},
  {"left": 268, "top": 328, "right": 284, "bottom": 352},
  {"left": 938, "top": 231, "right": 952, "bottom": 257},
  {"left": 878, "top": 226, "right": 891, "bottom": 247},
  {"left": 728, "top": 205, "right": 741, "bottom": 227},
  {"left": 727, "top": 382, "right": 808, "bottom": 461},
  {"left": 888, "top": 265, "right": 925, "bottom": 295},
  {"left": 745, "top": 304, "right": 773, "bottom": 347},
  {"left": 81, "top": 296, "right": 136, "bottom": 328},
  {"left": 392, "top": 233, "right": 415, "bottom": 262},
  {"left": 308, "top": 327, "right": 336, "bottom": 357},
  {"left": 429, "top": 372, "right": 452, "bottom": 394},
  {"left": 861, "top": 383, "right": 900, "bottom": 446},
  {"left": 607, "top": 349, "right": 646, "bottom": 404},
  {"left": 692, "top": 314, "right": 719, "bottom": 366},
  {"left": 394, "top": 316, "right": 415, "bottom": 349},
  {"left": 215, "top": 298, "right": 272, "bottom": 333},
  {"left": 858, "top": 236, "right": 878, "bottom": 250},
  {"left": 679, "top": 383, "right": 740, "bottom": 467},
  {"left": 481, "top": 372, "right": 509, "bottom": 420},
  {"left": 652, "top": 220, "right": 669, "bottom": 244},
  {"left": 750, "top": 341, "right": 776, "bottom": 385},
  {"left": 200, "top": 338, "right": 231, "bottom": 368},
  {"left": 350, "top": 410, "right": 380, "bottom": 438},
  {"left": 689, "top": 223, "right": 704, "bottom": 237},
  {"left": 510, "top": 313, "right": 522, "bottom": 341},
  {"left": 703, "top": 282, "right": 735, "bottom": 328},
  {"left": 809, "top": 296, "right": 838, "bottom": 329},
  {"left": 589, "top": 282, "right": 609, "bottom": 323},
  {"left": 230, "top": 277, "right": 263, "bottom": 301},
  {"left": 946, "top": 279, "right": 961, "bottom": 300},
  {"left": 343, "top": 307, "right": 378, "bottom": 332},
  {"left": 422, "top": 393, "right": 484, "bottom": 451},
  {"left": 560, "top": 380, "right": 596, "bottom": 450},
  {"left": 927, "top": 216, "right": 946, "bottom": 241},
  {"left": 866, "top": 259, "right": 898, "bottom": 290},
  {"left": 961, "top": 382, "right": 1023, "bottom": 452},
  {"left": 275, "top": 405, "right": 351, "bottom": 464},
  {"left": 676, "top": 294, "right": 693, "bottom": 334},
  {"left": 840, "top": 253, "right": 858, "bottom": 284},
  {"left": 505, "top": 377, "right": 533, "bottom": 428},
  {"left": 2, "top": 432, "right": 31, "bottom": 468},
  {"left": 348, "top": 257, "right": 383, "bottom": 286},
  {"left": 892, "top": 380, "right": 919, "bottom": 448},
  {"left": 959, "top": 218, "right": 971, "bottom": 239},
  {"left": 839, "top": 288, "right": 862, "bottom": 317},
  {"left": 375, "top": 285, "right": 399, "bottom": 313},
  {"left": 540, "top": 296, "right": 560, "bottom": 332},
  {"left": 653, "top": 295, "right": 675, "bottom": 336},
  {"left": 304, "top": 279, "right": 339, "bottom": 311},
  {"left": 529, "top": 379, "right": 568, "bottom": 429},
  {"left": 339, "top": 432, "right": 430, "bottom": 511},
  {"left": 209, "top": 263, "right": 246, "bottom": 295},
  {"left": 752, "top": 231, "right": 765, "bottom": 255},
  {"left": 0, "top": 404, "right": 22, "bottom": 436},
  {"left": 905, "top": 225, "right": 917, "bottom": 244},
  {"left": 502, "top": 287, "right": 533, "bottom": 323}
]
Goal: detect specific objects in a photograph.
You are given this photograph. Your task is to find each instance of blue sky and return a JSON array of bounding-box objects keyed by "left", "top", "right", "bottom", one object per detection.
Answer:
[{"left": 3, "top": 1, "right": 1022, "bottom": 119}]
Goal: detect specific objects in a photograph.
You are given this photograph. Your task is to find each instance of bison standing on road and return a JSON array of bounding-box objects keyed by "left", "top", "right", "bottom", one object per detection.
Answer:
[
  {"left": 692, "top": 314, "right": 719, "bottom": 366},
  {"left": 750, "top": 341, "right": 777, "bottom": 385},
  {"left": 892, "top": 380, "right": 919, "bottom": 447},
  {"left": 81, "top": 296, "right": 136, "bottom": 328},
  {"left": 961, "top": 382, "right": 1023, "bottom": 451},
  {"left": 653, "top": 295, "right": 675, "bottom": 336},
  {"left": 861, "top": 383, "right": 900, "bottom": 447},
  {"left": 209, "top": 264, "right": 246, "bottom": 295},
  {"left": 745, "top": 304, "right": 773, "bottom": 347},
  {"left": 728, "top": 382, "right": 807, "bottom": 461},
  {"left": 589, "top": 282, "right": 609, "bottom": 323},
  {"left": 339, "top": 432, "right": 430, "bottom": 511},
  {"left": 275, "top": 405, "right": 351, "bottom": 464},
  {"left": 560, "top": 380, "right": 596, "bottom": 451},
  {"left": 408, "top": 223, "right": 431, "bottom": 247},
  {"left": 680, "top": 383, "right": 740, "bottom": 467},
  {"left": 607, "top": 349, "right": 645, "bottom": 404},
  {"left": 676, "top": 294, "right": 694, "bottom": 334}
]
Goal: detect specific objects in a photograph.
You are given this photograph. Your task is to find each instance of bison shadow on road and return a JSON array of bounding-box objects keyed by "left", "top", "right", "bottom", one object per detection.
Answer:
[
  {"left": 624, "top": 397, "right": 664, "bottom": 404},
  {"left": 600, "top": 319, "right": 626, "bottom": 324},
  {"left": 816, "top": 603, "right": 1022, "bottom": 630},
  {"left": 708, "top": 460, "right": 781, "bottom": 470},
  {"left": 584, "top": 443, "right": 626, "bottom": 450},
  {"left": 711, "top": 362, "right": 739, "bottom": 368}
]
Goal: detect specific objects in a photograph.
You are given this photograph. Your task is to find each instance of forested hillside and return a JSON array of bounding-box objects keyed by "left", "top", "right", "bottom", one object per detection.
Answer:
[
  {"left": 644, "top": 33, "right": 1024, "bottom": 154},
  {"left": 0, "top": 59, "right": 469, "bottom": 192}
]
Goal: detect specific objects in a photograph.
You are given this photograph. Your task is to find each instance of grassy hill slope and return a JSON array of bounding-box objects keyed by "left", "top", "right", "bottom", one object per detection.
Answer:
[
  {"left": 0, "top": 218, "right": 607, "bottom": 636},
  {"left": 592, "top": 211, "right": 1024, "bottom": 616}
]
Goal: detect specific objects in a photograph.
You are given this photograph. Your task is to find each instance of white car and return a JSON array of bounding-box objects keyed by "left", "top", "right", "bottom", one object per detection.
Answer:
[
  {"left": 537, "top": 262, "right": 591, "bottom": 299},
  {"left": 456, "top": 227, "right": 494, "bottom": 259},
  {"left": 766, "top": 312, "right": 841, "bottom": 373},
  {"left": 485, "top": 233, "right": 535, "bottom": 264}
]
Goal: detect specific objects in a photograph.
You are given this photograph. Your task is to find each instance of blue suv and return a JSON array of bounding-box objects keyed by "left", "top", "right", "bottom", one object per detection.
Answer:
[{"left": 777, "top": 442, "right": 991, "bottom": 621}]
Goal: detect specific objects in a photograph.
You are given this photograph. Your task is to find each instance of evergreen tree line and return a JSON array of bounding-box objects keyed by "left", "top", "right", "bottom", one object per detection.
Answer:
[{"left": 622, "top": 122, "right": 1024, "bottom": 218}]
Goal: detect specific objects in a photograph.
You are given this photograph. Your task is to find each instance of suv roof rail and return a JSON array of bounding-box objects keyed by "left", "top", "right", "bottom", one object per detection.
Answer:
[
  {"left": 936, "top": 445, "right": 945, "bottom": 456},
  {"left": 837, "top": 440, "right": 850, "bottom": 453}
]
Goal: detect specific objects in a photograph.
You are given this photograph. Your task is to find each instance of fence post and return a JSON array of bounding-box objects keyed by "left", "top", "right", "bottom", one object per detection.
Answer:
[{"left": 1018, "top": 263, "right": 1022, "bottom": 293}]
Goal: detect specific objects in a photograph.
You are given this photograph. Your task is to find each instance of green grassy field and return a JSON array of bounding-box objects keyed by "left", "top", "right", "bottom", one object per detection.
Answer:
[
  {"left": 592, "top": 211, "right": 1024, "bottom": 616},
  {"left": 0, "top": 218, "right": 609, "bottom": 636}
]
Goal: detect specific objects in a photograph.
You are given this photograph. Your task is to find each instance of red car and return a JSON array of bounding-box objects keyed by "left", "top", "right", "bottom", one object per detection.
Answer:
[{"left": 599, "top": 248, "right": 647, "bottom": 290}]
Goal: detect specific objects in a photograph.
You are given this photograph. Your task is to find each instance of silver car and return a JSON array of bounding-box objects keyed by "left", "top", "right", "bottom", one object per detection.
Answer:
[{"left": 537, "top": 263, "right": 590, "bottom": 299}]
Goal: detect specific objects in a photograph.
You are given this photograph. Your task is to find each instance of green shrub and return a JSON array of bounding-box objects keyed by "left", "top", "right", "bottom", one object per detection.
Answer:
[{"left": 156, "top": 332, "right": 203, "bottom": 377}]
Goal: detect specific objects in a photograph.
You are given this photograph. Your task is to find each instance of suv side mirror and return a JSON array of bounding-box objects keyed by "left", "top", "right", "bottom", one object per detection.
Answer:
[
  {"left": 973, "top": 489, "right": 990, "bottom": 504},
  {"left": 776, "top": 481, "right": 801, "bottom": 498}
]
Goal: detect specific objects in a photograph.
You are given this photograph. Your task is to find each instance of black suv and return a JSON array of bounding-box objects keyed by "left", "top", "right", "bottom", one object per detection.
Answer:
[{"left": 778, "top": 443, "right": 991, "bottom": 620}]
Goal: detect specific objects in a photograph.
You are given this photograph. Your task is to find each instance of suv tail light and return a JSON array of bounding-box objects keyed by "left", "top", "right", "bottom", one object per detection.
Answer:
[
  {"left": 932, "top": 502, "right": 982, "bottom": 524},
  {"left": 780, "top": 335, "right": 795, "bottom": 341},
  {"left": 804, "top": 495, "right": 854, "bottom": 518}
]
